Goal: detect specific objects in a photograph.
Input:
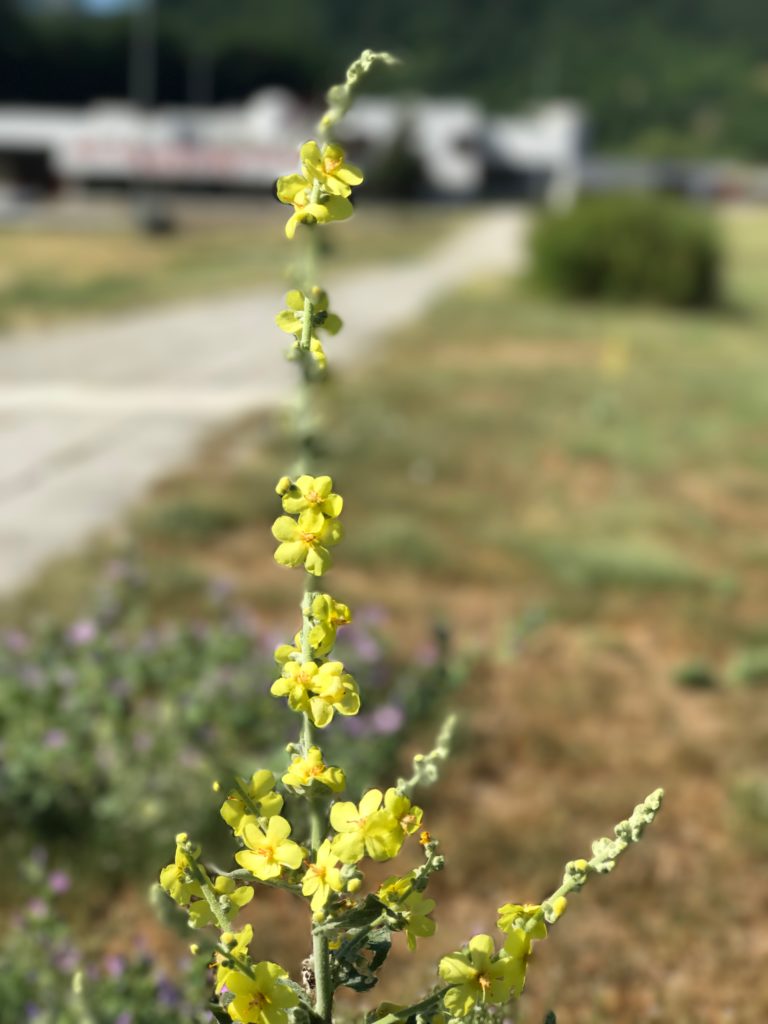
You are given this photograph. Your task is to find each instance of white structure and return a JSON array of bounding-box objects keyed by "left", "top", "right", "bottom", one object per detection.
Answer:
[{"left": 0, "top": 89, "right": 586, "bottom": 198}]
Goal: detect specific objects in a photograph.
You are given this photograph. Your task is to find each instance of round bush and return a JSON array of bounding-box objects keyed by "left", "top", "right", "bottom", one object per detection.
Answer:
[{"left": 530, "top": 194, "right": 721, "bottom": 307}]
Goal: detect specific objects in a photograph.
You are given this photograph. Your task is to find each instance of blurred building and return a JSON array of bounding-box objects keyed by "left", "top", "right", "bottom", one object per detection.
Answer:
[{"left": 0, "top": 88, "right": 587, "bottom": 200}]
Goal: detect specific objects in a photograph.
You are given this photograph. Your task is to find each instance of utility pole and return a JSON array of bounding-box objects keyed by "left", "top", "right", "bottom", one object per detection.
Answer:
[{"left": 128, "top": 0, "right": 172, "bottom": 232}]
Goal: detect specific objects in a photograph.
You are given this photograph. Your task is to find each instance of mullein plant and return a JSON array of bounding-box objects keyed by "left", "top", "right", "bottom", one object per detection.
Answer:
[{"left": 158, "top": 52, "right": 664, "bottom": 1024}]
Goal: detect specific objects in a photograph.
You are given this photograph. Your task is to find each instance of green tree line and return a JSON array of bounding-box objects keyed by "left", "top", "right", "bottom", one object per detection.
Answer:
[{"left": 3, "top": 0, "right": 768, "bottom": 157}]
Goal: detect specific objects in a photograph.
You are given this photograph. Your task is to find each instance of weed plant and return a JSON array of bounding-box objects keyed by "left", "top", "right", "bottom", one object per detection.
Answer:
[{"left": 155, "top": 54, "right": 664, "bottom": 1024}]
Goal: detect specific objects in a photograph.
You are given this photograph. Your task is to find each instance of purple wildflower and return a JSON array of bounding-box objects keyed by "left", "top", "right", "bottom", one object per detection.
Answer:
[
  {"left": 67, "top": 619, "right": 97, "bottom": 646},
  {"left": 43, "top": 729, "right": 67, "bottom": 750},
  {"left": 48, "top": 870, "right": 71, "bottom": 894},
  {"left": 370, "top": 703, "right": 405, "bottom": 735}
]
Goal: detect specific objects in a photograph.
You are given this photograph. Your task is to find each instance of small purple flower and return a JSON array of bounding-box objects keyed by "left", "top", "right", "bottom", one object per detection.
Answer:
[
  {"left": 358, "top": 606, "right": 388, "bottom": 627},
  {"left": 156, "top": 978, "right": 180, "bottom": 1006},
  {"left": 348, "top": 629, "right": 382, "bottom": 662},
  {"left": 370, "top": 703, "right": 405, "bottom": 735},
  {"left": 43, "top": 729, "right": 67, "bottom": 750},
  {"left": 3, "top": 629, "right": 28, "bottom": 653},
  {"left": 115, "top": 1012, "right": 133, "bottom": 1024},
  {"left": 68, "top": 619, "right": 97, "bottom": 646},
  {"left": 48, "top": 870, "right": 71, "bottom": 894},
  {"left": 54, "top": 948, "right": 79, "bottom": 973},
  {"left": 104, "top": 954, "right": 125, "bottom": 978}
]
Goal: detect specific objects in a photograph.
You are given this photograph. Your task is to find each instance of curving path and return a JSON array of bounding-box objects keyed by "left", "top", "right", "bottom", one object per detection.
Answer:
[{"left": 0, "top": 206, "right": 527, "bottom": 594}]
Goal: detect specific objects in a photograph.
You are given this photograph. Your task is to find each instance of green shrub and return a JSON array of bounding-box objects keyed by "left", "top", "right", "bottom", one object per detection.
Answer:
[
  {"left": 0, "top": 853, "right": 210, "bottom": 1023},
  {"left": 674, "top": 659, "right": 719, "bottom": 690},
  {"left": 725, "top": 645, "right": 768, "bottom": 688},
  {"left": 530, "top": 195, "right": 721, "bottom": 307}
]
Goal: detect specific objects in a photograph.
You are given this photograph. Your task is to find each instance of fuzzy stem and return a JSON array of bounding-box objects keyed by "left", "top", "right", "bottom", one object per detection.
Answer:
[
  {"left": 309, "top": 792, "right": 332, "bottom": 1022},
  {"left": 291, "top": 178, "right": 333, "bottom": 1020},
  {"left": 184, "top": 856, "right": 231, "bottom": 933}
]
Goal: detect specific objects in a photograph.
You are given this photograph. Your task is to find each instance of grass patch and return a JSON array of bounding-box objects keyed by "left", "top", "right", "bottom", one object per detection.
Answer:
[{"left": 0, "top": 200, "right": 455, "bottom": 332}]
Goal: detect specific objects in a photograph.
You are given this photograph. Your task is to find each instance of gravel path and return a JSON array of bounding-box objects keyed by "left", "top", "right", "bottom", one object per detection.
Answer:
[{"left": 0, "top": 206, "right": 527, "bottom": 595}]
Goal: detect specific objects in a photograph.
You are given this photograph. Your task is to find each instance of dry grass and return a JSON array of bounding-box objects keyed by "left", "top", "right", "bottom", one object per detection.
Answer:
[{"left": 0, "top": 199, "right": 453, "bottom": 331}]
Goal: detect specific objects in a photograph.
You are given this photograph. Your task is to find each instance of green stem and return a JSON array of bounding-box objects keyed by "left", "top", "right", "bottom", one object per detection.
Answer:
[
  {"left": 309, "top": 792, "right": 332, "bottom": 1022},
  {"left": 231, "top": 777, "right": 262, "bottom": 819},
  {"left": 185, "top": 857, "right": 231, "bottom": 933}
]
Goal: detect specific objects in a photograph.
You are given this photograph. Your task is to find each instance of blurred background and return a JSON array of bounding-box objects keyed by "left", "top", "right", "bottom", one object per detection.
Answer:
[{"left": 1, "top": 2, "right": 768, "bottom": 1023}]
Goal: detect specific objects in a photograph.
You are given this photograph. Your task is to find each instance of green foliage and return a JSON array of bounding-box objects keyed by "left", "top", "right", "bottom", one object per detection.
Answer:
[
  {"left": 731, "top": 774, "right": 768, "bottom": 853},
  {"left": 724, "top": 645, "right": 768, "bottom": 688},
  {"left": 530, "top": 196, "right": 722, "bottom": 308},
  {"left": 0, "top": 853, "right": 210, "bottom": 1023},
  {"left": 673, "top": 659, "right": 719, "bottom": 690},
  {"left": 0, "top": 565, "right": 459, "bottom": 871}
]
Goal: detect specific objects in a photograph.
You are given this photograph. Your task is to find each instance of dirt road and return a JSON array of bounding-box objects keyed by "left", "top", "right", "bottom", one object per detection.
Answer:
[{"left": 0, "top": 206, "right": 527, "bottom": 594}]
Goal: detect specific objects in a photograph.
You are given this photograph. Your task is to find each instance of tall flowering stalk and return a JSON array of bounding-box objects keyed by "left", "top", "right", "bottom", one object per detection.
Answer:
[{"left": 158, "top": 52, "right": 664, "bottom": 1024}]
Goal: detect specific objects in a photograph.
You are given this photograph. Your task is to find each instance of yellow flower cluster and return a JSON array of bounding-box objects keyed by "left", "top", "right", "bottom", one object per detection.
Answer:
[
  {"left": 437, "top": 900, "right": 555, "bottom": 1016},
  {"left": 276, "top": 140, "right": 363, "bottom": 239},
  {"left": 330, "top": 787, "right": 423, "bottom": 863},
  {"left": 378, "top": 873, "right": 436, "bottom": 950},
  {"left": 275, "top": 286, "right": 342, "bottom": 373},
  {"left": 216, "top": 925, "right": 298, "bottom": 1024},
  {"left": 282, "top": 745, "right": 346, "bottom": 792},
  {"left": 271, "top": 658, "right": 360, "bottom": 728},
  {"left": 274, "top": 591, "right": 351, "bottom": 662},
  {"left": 159, "top": 833, "right": 254, "bottom": 930},
  {"left": 218, "top": 769, "right": 284, "bottom": 836},
  {"left": 272, "top": 475, "right": 343, "bottom": 576}
]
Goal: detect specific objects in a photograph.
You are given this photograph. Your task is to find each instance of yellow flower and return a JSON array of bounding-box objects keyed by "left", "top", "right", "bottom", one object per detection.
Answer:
[
  {"left": 188, "top": 875, "right": 254, "bottom": 929},
  {"left": 220, "top": 769, "right": 284, "bottom": 836},
  {"left": 275, "top": 287, "right": 342, "bottom": 338},
  {"left": 439, "top": 934, "right": 522, "bottom": 1017},
  {"left": 378, "top": 874, "right": 436, "bottom": 950},
  {"left": 159, "top": 848, "right": 199, "bottom": 906},
  {"left": 496, "top": 902, "right": 547, "bottom": 940},
  {"left": 270, "top": 659, "right": 316, "bottom": 714},
  {"left": 301, "top": 141, "right": 364, "bottom": 198},
  {"left": 215, "top": 923, "right": 253, "bottom": 994},
  {"left": 378, "top": 873, "right": 414, "bottom": 905},
  {"left": 272, "top": 509, "right": 342, "bottom": 575},
  {"left": 271, "top": 659, "right": 356, "bottom": 723},
  {"left": 223, "top": 962, "right": 298, "bottom": 1024},
  {"left": 384, "top": 788, "right": 424, "bottom": 837},
  {"left": 282, "top": 746, "right": 346, "bottom": 792},
  {"left": 301, "top": 839, "right": 344, "bottom": 912},
  {"left": 309, "top": 593, "right": 351, "bottom": 655},
  {"left": 287, "top": 335, "right": 327, "bottom": 372},
  {"left": 280, "top": 475, "right": 343, "bottom": 518},
  {"left": 235, "top": 816, "right": 305, "bottom": 881},
  {"left": 494, "top": 902, "right": 551, "bottom": 998},
  {"left": 273, "top": 632, "right": 302, "bottom": 664},
  {"left": 307, "top": 661, "right": 360, "bottom": 727},
  {"left": 275, "top": 173, "right": 353, "bottom": 239},
  {"left": 274, "top": 593, "right": 350, "bottom": 663},
  {"left": 399, "top": 891, "right": 437, "bottom": 950},
  {"left": 330, "top": 788, "right": 404, "bottom": 863}
]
